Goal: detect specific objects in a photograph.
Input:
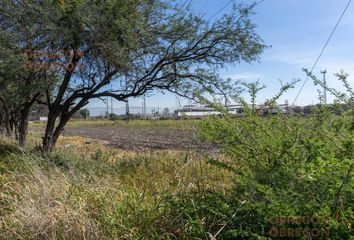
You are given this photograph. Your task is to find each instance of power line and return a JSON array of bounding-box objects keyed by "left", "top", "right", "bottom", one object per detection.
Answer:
[
  {"left": 208, "top": 0, "right": 265, "bottom": 20},
  {"left": 175, "top": 0, "right": 191, "bottom": 16},
  {"left": 292, "top": 0, "right": 352, "bottom": 106},
  {"left": 208, "top": 0, "right": 233, "bottom": 20}
]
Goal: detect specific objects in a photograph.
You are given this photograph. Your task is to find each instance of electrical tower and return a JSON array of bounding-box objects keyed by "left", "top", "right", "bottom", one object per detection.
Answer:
[
  {"left": 110, "top": 84, "right": 113, "bottom": 115},
  {"left": 125, "top": 99, "right": 129, "bottom": 122},
  {"left": 105, "top": 98, "right": 109, "bottom": 117},
  {"left": 143, "top": 94, "right": 146, "bottom": 118},
  {"left": 321, "top": 69, "right": 327, "bottom": 105},
  {"left": 124, "top": 77, "right": 129, "bottom": 122}
]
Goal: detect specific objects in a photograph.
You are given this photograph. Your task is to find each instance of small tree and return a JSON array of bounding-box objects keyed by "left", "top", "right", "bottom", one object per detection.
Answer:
[
  {"left": 79, "top": 109, "right": 90, "bottom": 119},
  {"left": 0, "top": 2, "right": 56, "bottom": 146},
  {"left": 162, "top": 107, "right": 170, "bottom": 118}
]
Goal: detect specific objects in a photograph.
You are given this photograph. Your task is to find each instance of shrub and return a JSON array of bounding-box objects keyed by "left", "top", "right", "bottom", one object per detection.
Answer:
[{"left": 193, "top": 77, "right": 354, "bottom": 239}]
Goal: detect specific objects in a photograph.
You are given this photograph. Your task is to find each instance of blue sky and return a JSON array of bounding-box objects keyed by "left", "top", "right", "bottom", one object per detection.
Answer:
[{"left": 87, "top": 0, "right": 354, "bottom": 115}]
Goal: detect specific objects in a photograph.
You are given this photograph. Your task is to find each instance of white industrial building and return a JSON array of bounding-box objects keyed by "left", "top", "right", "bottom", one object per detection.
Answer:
[
  {"left": 175, "top": 103, "right": 290, "bottom": 118},
  {"left": 175, "top": 105, "right": 244, "bottom": 118}
]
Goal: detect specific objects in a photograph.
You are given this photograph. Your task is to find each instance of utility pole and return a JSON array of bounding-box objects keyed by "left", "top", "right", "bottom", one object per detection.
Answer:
[
  {"left": 124, "top": 77, "right": 129, "bottom": 122},
  {"left": 225, "top": 97, "right": 230, "bottom": 107},
  {"left": 105, "top": 99, "right": 109, "bottom": 118},
  {"left": 125, "top": 99, "right": 129, "bottom": 123},
  {"left": 321, "top": 69, "right": 327, "bottom": 105},
  {"left": 143, "top": 94, "right": 146, "bottom": 119},
  {"left": 110, "top": 84, "right": 113, "bottom": 115},
  {"left": 142, "top": 101, "right": 144, "bottom": 117}
]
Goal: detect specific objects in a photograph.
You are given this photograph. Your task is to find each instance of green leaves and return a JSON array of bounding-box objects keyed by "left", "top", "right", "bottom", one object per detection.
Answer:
[{"left": 197, "top": 82, "right": 354, "bottom": 238}]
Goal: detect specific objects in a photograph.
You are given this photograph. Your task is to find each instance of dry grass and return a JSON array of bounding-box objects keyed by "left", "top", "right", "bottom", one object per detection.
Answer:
[
  {"left": 0, "top": 135, "right": 232, "bottom": 239},
  {"left": 1, "top": 166, "right": 101, "bottom": 239}
]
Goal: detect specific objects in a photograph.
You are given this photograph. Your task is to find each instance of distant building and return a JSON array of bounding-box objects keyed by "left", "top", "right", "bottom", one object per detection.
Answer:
[
  {"left": 39, "top": 117, "right": 48, "bottom": 122},
  {"left": 175, "top": 105, "right": 244, "bottom": 118},
  {"left": 175, "top": 102, "right": 293, "bottom": 118}
]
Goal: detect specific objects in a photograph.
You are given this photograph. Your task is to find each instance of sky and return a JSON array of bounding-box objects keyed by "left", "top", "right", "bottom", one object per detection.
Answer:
[{"left": 87, "top": 0, "right": 354, "bottom": 115}]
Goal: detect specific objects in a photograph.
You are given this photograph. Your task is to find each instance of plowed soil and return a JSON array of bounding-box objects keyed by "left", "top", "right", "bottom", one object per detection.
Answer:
[{"left": 31, "top": 122, "right": 216, "bottom": 152}]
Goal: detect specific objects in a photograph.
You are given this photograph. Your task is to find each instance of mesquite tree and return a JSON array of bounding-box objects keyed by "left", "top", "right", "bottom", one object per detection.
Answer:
[
  {"left": 0, "top": 29, "right": 23, "bottom": 138},
  {"left": 2, "top": 0, "right": 266, "bottom": 151},
  {"left": 0, "top": 1, "right": 54, "bottom": 147}
]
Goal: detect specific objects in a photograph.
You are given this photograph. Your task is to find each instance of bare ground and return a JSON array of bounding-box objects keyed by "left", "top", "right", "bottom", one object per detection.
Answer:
[{"left": 30, "top": 123, "right": 217, "bottom": 152}]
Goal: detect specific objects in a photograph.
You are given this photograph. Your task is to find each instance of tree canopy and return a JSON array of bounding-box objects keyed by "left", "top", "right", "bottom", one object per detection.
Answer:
[{"left": 0, "top": 0, "right": 266, "bottom": 151}]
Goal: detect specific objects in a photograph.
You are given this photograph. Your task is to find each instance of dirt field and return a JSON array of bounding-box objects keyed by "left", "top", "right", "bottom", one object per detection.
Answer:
[{"left": 30, "top": 120, "right": 216, "bottom": 152}]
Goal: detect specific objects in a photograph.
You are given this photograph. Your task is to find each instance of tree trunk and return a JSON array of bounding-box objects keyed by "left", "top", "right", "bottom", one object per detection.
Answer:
[
  {"left": 42, "top": 100, "right": 88, "bottom": 152},
  {"left": 14, "top": 122, "right": 18, "bottom": 140},
  {"left": 0, "top": 114, "right": 5, "bottom": 135},
  {"left": 51, "top": 114, "right": 71, "bottom": 147},
  {"left": 18, "top": 105, "right": 31, "bottom": 147},
  {"left": 0, "top": 96, "right": 10, "bottom": 137},
  {"left": 42, "top": 110, "right": 60, "bottom": 152},
  {"left": 42, "top": 112, "right": 73, "bottom": 152},
  {"left": 4, "top": 112, "right": 12, "bottom": 137},
  {"left": 10, "top": 112, "right": 19, "bottom": 140},
  {"left": 41, "top": 71, "right": 89, "bottom": 152}
]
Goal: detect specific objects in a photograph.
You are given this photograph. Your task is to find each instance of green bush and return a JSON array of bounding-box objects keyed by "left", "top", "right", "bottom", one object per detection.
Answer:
[
  {"left": 201, "top": 111, "right": 352, "bottom": 237},
  {"left": 189, "top": 78, "right": 354, "bottom": 239}
]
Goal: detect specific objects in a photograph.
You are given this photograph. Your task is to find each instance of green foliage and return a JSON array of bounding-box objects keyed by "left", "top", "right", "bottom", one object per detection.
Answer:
[
  {"left": 195, "top": 81, "right": 354, "bottom": 239},
  {"left": 165, "top": 191, "right": 267, "bottom": 240},
  {"left": 0, "top": 139, "right": 21, "bottom": 157},
  {"left": 79, "top": 109, "right": 90, "bottom": 119}
]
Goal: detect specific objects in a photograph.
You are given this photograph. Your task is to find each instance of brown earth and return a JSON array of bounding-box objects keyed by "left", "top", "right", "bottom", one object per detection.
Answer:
[{"left": 31, "top": 124, "right": 217, "bottom": 152}]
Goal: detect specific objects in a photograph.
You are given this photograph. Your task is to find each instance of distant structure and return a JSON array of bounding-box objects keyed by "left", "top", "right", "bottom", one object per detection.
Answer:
[
  {"left": 175, "top": 104, "right": 243, "bottom": 118},
  {"left": 125, "top": 99, "right": 130, "bottom": 122},
  {"left": 39, "top": 117, "right": 48, "bottom": 122},
  {"left": 142, "top": 94, "right": 147, "bottom": 118},
  {"left": 174, "top": 100, "right": 350, "bottom": 119},
  {"left": 321, "top": 69, "right": 327, "bottom": 105}
]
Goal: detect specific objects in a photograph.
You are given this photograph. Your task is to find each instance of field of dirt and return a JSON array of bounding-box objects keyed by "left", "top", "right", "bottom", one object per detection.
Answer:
[{"left": 30, "top": 122, "right": 217, "bottom": 152}]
